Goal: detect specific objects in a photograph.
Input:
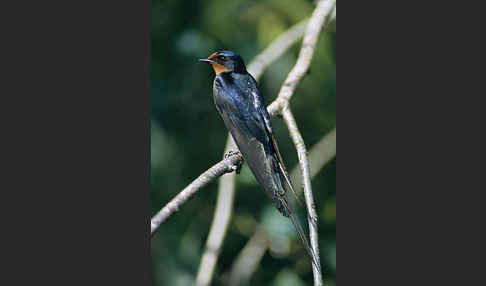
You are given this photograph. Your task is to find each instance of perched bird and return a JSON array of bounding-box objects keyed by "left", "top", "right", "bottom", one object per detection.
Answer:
[{"left": 200, "top": 51, "right": 320, "bottom": 271}]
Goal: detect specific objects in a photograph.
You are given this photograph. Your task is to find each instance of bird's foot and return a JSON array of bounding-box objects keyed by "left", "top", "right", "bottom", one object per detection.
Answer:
[
  {"left": 224, "top": 149, "right": 243, "bottom": 174},
  {"left": 224, "top": 149, "right": 241, "bottom": 159}
]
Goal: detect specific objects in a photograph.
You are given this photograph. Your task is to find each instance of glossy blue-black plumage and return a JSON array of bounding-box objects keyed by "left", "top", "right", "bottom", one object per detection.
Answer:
[
  {"left": 214, "top": 72, "right": 273, "bottom": 156},
  {"left": 203, "top": 51, "right": 320, "bottom": 271}
]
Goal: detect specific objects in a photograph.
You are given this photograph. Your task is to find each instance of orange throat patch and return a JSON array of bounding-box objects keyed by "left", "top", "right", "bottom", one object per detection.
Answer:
[
  {"left": 210, "top": 62, "right": 228, "bottom": 75},
  {"left": 207, "top": 52, "right": 229, "bottom": 75}
]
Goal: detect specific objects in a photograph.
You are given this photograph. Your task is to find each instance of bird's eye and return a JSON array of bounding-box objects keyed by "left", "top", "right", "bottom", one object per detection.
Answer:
[{"left": 219, "top": 56, "right": 226, "bottom": 61}]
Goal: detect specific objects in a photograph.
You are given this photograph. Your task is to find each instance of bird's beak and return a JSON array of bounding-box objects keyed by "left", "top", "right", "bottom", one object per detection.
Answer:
[{"left": 199, "top": 58, "right": 215, "bottom": 63}]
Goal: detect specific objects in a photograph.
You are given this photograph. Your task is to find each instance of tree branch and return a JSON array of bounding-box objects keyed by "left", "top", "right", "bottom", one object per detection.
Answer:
[{"left": 150, "top": 151, "right": 243, "bottom": 235}]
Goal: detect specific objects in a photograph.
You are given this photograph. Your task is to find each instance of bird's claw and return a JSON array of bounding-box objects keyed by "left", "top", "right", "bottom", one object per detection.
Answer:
[
  {"left": 224, "top": 149, "right": 241, "bottom": 159},
  {"left": 231, "top": 164, "right": 242, "bottom": 174},
  {"left": 224, "top": 149, "right": 243, "bottom": 174}
]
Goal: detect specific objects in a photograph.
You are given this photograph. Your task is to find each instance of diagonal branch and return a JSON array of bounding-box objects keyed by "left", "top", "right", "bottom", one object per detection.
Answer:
[{"left": 150, "top": 151, "right": 243, "bottom": 235}]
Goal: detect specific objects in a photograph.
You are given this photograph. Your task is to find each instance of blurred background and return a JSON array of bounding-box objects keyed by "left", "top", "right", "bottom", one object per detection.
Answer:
[{"left": 151, "top": 0, "right": 335, "bottom": 285}]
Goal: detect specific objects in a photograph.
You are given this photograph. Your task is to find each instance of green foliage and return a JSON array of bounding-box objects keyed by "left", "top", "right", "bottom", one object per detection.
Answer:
[{"left": 151, "top": 0, "right": 336, "bottom": 285}]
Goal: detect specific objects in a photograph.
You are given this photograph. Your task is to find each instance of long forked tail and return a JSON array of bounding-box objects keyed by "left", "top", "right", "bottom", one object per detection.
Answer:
[
  {"left": 268, "top": 135, "right": 321, "bottom": 273},
  {"left": 285, "top": 198, "right": 322, "bottom": 274},
  {"left": 271, "top": 154, "right": 321, "bottom": 273}
]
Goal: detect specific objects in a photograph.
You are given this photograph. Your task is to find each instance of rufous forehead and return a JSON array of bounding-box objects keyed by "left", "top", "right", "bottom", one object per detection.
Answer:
[{"left": 208, "top": 52, "right": 220, "bottom": 60}]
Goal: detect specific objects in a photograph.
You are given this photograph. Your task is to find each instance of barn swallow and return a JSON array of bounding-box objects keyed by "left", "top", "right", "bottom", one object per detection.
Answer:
[{"left": 200, "top": 51, "right": 320, "bottom": 271}]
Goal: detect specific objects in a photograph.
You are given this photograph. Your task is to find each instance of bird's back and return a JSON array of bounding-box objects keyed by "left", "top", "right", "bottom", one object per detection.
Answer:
[{"left": 212, "top": 72, "right": 291, "bottom": 215}]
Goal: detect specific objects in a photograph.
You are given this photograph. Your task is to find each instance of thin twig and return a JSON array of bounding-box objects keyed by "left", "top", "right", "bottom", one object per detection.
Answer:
[
  {"left": 226, "top": 128, "right": 336, "bottom": 286},
  {"left": 283, "top": 109, "right": 322, "bottom": 284},
  {"left": 150, "top": 151, "right": 243, "bottom": 235}
]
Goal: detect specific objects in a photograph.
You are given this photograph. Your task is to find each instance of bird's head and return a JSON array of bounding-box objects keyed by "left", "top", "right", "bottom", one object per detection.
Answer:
[{"left": 199, "top": 51, "right": 247, "bottom": 75}]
